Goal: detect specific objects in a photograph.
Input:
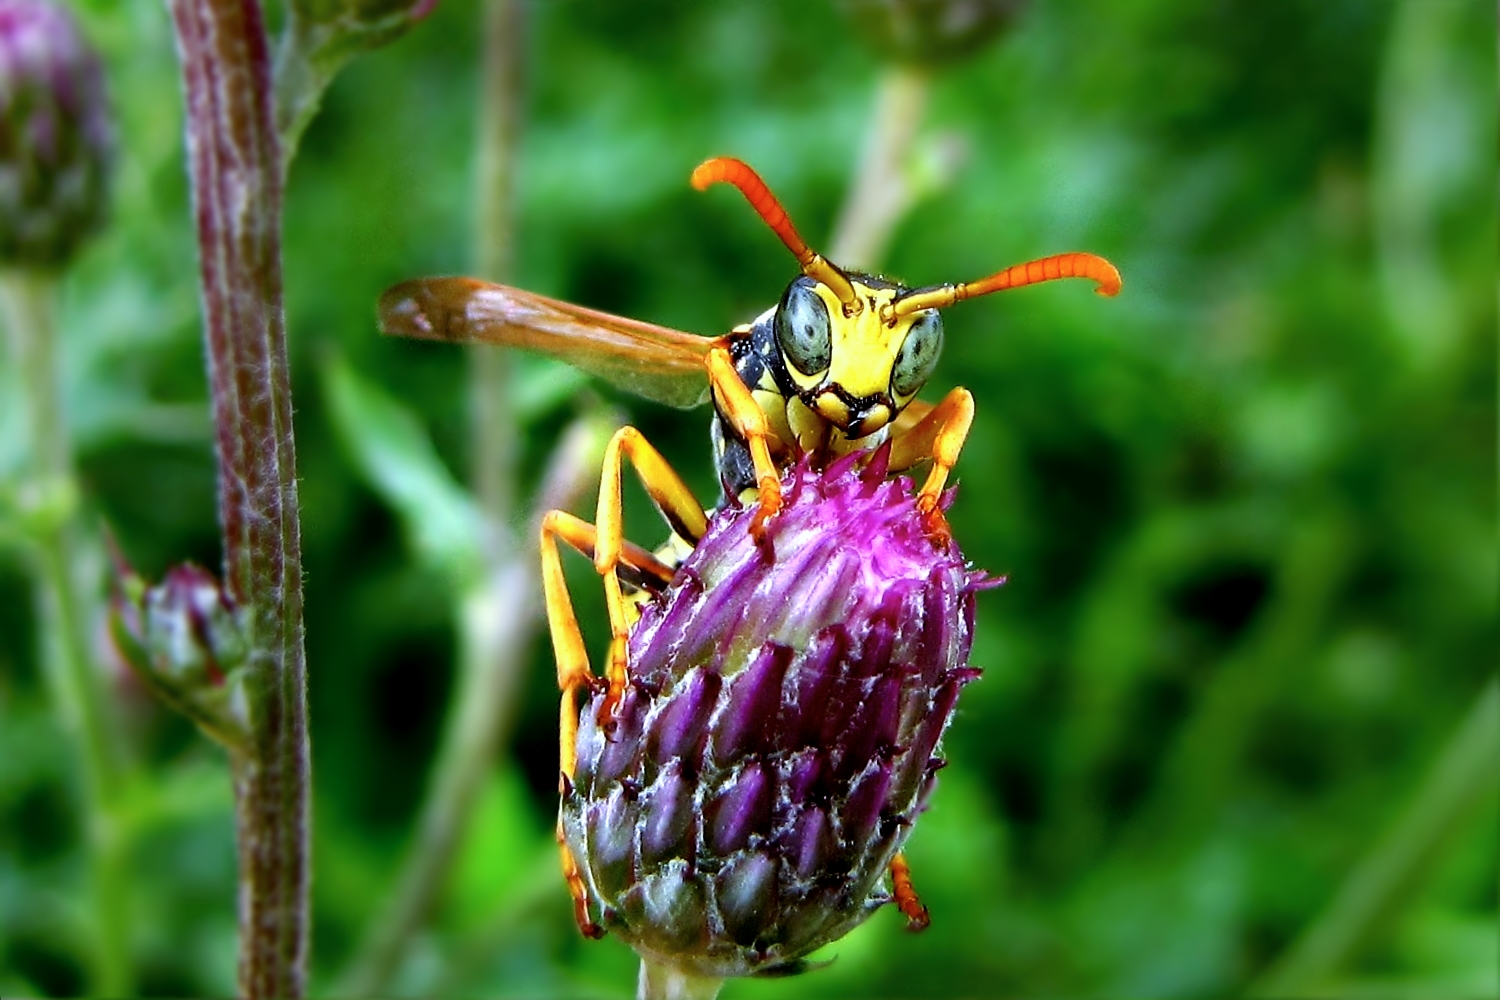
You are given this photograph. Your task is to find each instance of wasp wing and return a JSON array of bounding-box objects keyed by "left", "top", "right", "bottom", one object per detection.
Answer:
[{"left": 379, "top": 277, "right": 716, "bottom": 409}]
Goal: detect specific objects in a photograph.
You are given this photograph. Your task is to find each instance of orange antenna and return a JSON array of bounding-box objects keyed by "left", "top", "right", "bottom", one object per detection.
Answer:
[
  {"left": 692, "top": 157, "right": 860, "bottom": 311},
  {"left": 892, "top": 252, "right": 1123, "bottom": 317}
]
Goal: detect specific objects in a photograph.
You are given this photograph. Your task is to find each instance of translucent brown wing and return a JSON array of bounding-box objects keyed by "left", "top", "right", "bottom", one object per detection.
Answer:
[{"left": 379, "top": 277, "right": 718, "bottom": 409}]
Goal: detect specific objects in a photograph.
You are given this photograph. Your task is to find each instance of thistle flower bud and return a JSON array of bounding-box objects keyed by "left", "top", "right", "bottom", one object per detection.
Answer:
[
  {"left": 562, "top": 451, "right": 992, "bottom": 979},
  {"left": 0, "top": 0, "right": 112, "bottom": 270},
  {"left": 838, "top": 0, "right": 1026, "bottom": 65},
  {"left": 111, "top": 561, "right": 251, "bottom": 749}
]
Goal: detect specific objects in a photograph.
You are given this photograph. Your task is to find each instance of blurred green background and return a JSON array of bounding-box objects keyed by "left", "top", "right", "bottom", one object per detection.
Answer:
[{"left": 1, "top": 0, "right": 1495, "bottom": 996}]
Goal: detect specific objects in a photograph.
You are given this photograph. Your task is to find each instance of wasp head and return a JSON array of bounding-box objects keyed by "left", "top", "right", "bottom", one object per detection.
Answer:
[
  {"left": 773, "top": 275, "right": 943, "bottom": 439},
  {"left": 692, "top": 155, "right": 1123, "bottom": 439}
]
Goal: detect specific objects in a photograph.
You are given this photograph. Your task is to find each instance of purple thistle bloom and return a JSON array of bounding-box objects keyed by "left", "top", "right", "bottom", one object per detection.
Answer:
[
  {"left": 561, "top": 448, "right": 994, "bottom": 979},
  {"left": 0, "top": 0, "right": 112, "bottom": 269}
]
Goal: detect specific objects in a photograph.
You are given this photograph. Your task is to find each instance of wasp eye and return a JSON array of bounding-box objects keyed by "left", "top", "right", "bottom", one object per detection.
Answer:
[
  {"left": 891, "top": 310, "right": 943, "bottom": 398},
  {"left": 774, "top": 278, "right": 832, "bottom": 377}
]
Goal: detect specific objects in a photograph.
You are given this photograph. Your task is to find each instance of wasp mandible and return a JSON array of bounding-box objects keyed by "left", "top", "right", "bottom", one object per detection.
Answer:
[{"left": 379, "top": 157, "right": 1121, "bottom": 937}]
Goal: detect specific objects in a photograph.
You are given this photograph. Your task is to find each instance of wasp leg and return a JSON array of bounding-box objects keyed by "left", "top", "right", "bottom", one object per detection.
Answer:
[
  {"left": 556, "top": 821, "right": 604, "bottom": 939},
  {"left": 540, "top": 508, "right": 678, "bottom": 771},
  {"left": 540, "top": 509, "right": 603, "bottom": 778},
  {"left": 887, "top": 387, "right": 974, "bottom": 543},
  {"left": 889, "top": 852, "right": 932, "bottom": 932},
  {"left": 540, "top": 510, "right": 676, "bottom": 940},
  {"left": 594, "top": 426, "right": 709, "bottom": 722},
  {"left": 706, "top": 347, "right": 783, "bottom": 540}
]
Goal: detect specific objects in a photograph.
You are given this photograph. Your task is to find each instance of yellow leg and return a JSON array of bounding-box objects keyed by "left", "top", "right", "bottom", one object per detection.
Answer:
[
  {"left": 887, "top": 386, "right": 974, "bottom": 541},
  {"left": 540, "top": 507, "right": 679, "bottom": 765},
  {"left": 593, "top": 426, "right": 710, "bottom": 719},
  {"left": 889, "top": 852, "right": 931, "bottom": 932},
  {"left": 557, "top": 820, "right": 604, "bottom": 939},
  {"left": 706, "top": 347, "right": 783, "bottom": 539},
  {"left": 540, "top": 509, "right": 602, "bottom": 767},
  {"left": 541, "top": 508, "right": 677, "bottom": 940}
]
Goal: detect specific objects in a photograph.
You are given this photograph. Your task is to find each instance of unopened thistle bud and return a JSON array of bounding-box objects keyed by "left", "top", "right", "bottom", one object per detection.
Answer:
[
  {"left": 561, "top": 451, "right": 992, "bottom": 979},
  {"left": 0, "top": 0, "right": 112, "bottom": 270},
  {"left": 111, "top": 561, "right": 251, "bottom": 750},
  {"left": 838, "top": 0, "right": 1027, "bottom": 65}
]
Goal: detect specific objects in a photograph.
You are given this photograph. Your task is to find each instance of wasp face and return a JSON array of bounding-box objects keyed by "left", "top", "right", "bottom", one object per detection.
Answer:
[{"left": 772, "top": 276, "right": 944, "bottom": 438}]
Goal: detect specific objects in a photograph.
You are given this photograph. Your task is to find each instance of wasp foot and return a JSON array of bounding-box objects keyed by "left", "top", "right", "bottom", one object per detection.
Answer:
[
  {"left": 890, "top": 853, "right": 932, "bottom": 932},
  {"left": 748, "top": 474, "right": 783, "bottom": 543},
  {"left": 915, "top": 492, "right": 953, "bottom": 547}
]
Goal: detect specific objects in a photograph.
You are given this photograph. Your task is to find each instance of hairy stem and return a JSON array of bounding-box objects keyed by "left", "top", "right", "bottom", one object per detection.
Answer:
[
  {"left": 167, "top": 1, "right": 309, "bottom": 996},
  {"left": 1, "top": 270, "right": 131, "bottom": 996}
]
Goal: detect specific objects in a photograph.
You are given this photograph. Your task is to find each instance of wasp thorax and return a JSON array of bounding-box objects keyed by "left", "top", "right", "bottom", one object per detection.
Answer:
[{"left": 560, "top": 451, "right": 990, "bottom": 980}]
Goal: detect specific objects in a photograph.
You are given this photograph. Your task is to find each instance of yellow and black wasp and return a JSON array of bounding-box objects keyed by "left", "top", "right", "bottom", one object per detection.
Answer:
[{"left": 379, "top": 157, "right": 1121, "bottom": 935}]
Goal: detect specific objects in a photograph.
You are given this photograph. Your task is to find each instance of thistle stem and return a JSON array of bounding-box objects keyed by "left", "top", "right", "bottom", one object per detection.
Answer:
[
  {"left": 1, "top": 269, "right": 131, "bottom": 996},
  {"left": 167, "top": 1, "right": 309, "bottom": 996},
  {"left": 637, "top": 958, "right": 725, "bottom": 1000}
]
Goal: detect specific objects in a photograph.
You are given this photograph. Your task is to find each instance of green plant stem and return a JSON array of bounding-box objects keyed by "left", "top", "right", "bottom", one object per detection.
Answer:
[
  {"left": 1, "top": 269, "right": 132, "bottom": 997},
  {"left": 271, "top": 16, "right": 336, "bottom": 174},
  {"left": 827, "top": 63, "right": 929, "bottom": 271},
  {"left": 1251, "top": 679, "right": 1500, "bottom": 995},
  {"left": 336, "top": 413, "right": 608, "bottom": 996},
  {"left": 335, "top": 5, "right": 535, "bottom": 993},
  {"left": 333, "top": 561, "right": 536, "bottom": 997},
  {"left": 637, "top": 958, "right": 725, "bottom": 1000},
  {"left": 168, "top": 1, "right": 309, "bottom": 996},
  {"left": 468, "top": 0, "right": 525, "bottom": 522},
  {"left": 273, "top": 4, "right": 436, "bottom": 172}
]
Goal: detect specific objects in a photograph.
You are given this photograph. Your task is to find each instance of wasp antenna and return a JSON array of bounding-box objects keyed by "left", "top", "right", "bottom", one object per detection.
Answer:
[
  {"left": 692, "top": 157, "right": 860, "bottom": 310},
  {"left": 966, "top": 252, "right": 1123, "bottom": 298},
  {"left": 894, "top": 252, "right": 1123, "bottom": 316},
  {"left": 692, "top": 158, "right": 811, "bottom": 264}
]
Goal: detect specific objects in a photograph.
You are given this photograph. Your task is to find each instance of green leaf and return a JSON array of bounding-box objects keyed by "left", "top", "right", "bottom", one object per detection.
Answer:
[{"left": 322, "top": 355, "right": 483, "bottom": 587}]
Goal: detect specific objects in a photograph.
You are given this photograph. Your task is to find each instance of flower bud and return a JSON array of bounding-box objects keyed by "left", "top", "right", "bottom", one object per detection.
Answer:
[
  {"left": 111, "top": 561, "right": 251, "bottom": 749},
  {"left": 837, "top": 0, "right": 1027, "bottom": 65},
  {"left": 561, "top": 450, "right": 992, "bottom": 979},
  {"left": 0, "top": 0, "right": 112, "bottom": 270}
]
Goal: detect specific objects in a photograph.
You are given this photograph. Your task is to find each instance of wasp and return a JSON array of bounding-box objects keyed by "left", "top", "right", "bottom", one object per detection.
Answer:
[{"left": 379, "top": 157, "right": 1121, "bottom": 937}]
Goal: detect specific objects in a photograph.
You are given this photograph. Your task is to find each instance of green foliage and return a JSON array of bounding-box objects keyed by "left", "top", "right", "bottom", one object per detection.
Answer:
[{"left": 0, "top": 0, "right": 1493, "bottom": 997}]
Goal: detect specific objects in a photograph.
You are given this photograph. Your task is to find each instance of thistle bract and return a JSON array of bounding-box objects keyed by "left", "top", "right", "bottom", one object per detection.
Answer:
[
  {"left": 562, "top": 451, "right": 990, "bottom": 979},
  {"left": 0, "top": 0, "right": 112, "bottom": 270}
]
